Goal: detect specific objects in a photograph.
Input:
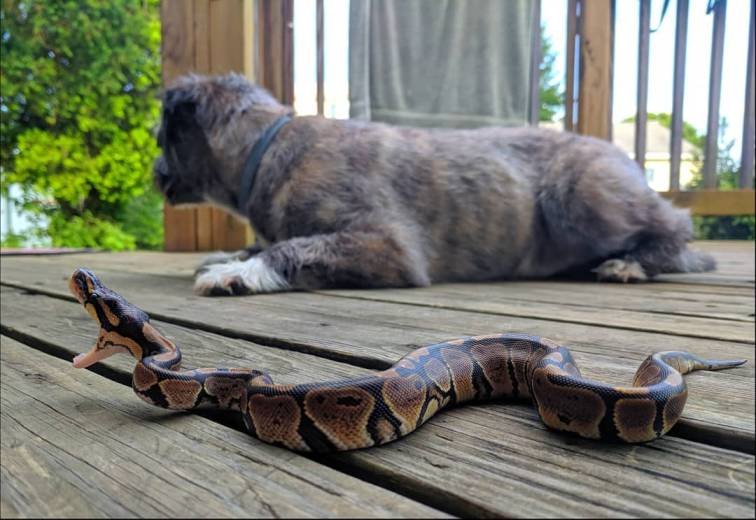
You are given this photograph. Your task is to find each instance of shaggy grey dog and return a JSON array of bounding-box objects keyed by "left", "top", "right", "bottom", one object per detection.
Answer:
[{"left": 153, "top": 74, "right": 714, "bottom": 296}]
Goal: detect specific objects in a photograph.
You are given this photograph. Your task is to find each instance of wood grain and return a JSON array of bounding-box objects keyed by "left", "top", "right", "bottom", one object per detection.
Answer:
[
  {"left": 576, "top": 0, "right": 613, "bottom": 139},
  {"left": 2, "top": 277, "right": 754, "bottom": 444},
  {"left": 257, "top": 0, "right": 294, "bottom": 105},
  {"left": 161, "top": 0, "right": 199, "bottom": 252},
  {"left": 316, "top": 287, "right": 754, "bottom": 342},
  {"left": 1, "top": 296, "right": 753, "bottom": 517},
  {"left": 0, "top": 335, "right": 445, "bottom": 519},
  {"left": 659, "top": 190, "right": 756, "bottom": 216},
  {"left": 160, "top": 0, "right": 253, "bottom": 251},
  {"left": 1, "top": 256, "right": 753, "bottom": 448}
]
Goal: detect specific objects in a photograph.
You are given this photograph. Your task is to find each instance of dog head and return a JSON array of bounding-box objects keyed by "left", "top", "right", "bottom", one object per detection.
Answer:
[{"left": 154, "top": 73, "right": 289, "bottom": 211}]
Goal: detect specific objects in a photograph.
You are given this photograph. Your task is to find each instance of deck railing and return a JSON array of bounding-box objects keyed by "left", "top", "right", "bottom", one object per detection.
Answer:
[
  {"left": 560, "top": 0, "right": 754, "bottom": 214},
  {"left": 308, "top": 0, "right": 754, "bottom": 216}
]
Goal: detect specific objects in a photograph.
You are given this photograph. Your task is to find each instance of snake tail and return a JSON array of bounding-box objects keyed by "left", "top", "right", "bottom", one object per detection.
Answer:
[{"left": 68, "top": 268, "right": 747, "bottom": 452}]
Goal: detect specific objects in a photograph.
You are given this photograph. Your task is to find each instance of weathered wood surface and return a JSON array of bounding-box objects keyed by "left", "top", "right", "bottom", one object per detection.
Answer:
[
  {"left": 1, "top": 241, "right": 754, "bottom": 517},
  {"left": 1, "top": 292, "right": 754, "bottom": 518},
  {"left": 659, "top": 190, "right": 756, "bottom": 217},
  {"left": 3, "top": 283, "right": 753, "bottom": 446},
  {"left": 2, "top": 255, "right": 753, "bottom": 447},
  {"left": 161, "top": 0, "right": 254, "bottom": 251},
  {"left": 0, "top": 335, "right": 445, "bottom": 519}
]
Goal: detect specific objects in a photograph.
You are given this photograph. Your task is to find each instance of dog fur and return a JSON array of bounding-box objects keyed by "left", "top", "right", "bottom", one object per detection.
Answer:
[{"left": 153, "top": 73, "right": 715, "bottom": 296}]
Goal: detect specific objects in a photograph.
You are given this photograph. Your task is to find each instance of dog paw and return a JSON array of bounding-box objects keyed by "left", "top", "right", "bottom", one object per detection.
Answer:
[
  {"left": 194, "top": 251, "right": 246, "bottom": 276},
  {"left": 593, "top": 259, "right": 647, "bottom": 283},
  {"left": 194, "top": 257, "right": 289, "bottom": 296}
]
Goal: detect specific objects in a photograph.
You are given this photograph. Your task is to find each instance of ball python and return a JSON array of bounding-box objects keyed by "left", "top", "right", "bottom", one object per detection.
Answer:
[{"left": 69, "top": 267, "right": 746, "bottom": 452}]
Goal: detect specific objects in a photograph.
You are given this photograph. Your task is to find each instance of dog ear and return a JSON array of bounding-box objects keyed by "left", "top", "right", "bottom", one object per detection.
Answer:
[{"left": 163, "top": 88, "right": 197, "bottom": 121}]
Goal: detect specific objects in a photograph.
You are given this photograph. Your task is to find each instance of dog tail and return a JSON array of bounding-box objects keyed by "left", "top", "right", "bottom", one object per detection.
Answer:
[{"left": 669, "top": 248, "right": 717, "bottom": 273}]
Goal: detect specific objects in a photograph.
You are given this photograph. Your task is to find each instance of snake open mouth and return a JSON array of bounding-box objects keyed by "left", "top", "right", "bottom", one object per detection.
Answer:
[{"left": 72, "top": 344, "right": 121, "bottom": 368}]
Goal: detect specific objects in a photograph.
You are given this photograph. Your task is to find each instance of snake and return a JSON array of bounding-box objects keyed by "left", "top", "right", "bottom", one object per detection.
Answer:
[{"left": 69, "top": 267, "right": 746, "bottom": 452}]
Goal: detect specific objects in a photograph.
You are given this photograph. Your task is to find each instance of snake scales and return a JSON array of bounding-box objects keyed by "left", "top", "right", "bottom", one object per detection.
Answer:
[{"left": 69, "top": 268, "right": 745, "bottom": 452}]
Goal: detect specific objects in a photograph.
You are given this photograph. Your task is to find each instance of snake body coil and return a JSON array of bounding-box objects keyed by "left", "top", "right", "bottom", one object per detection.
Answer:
[{"left": 69, "top": 268, "right": 746, "bottom": 452}]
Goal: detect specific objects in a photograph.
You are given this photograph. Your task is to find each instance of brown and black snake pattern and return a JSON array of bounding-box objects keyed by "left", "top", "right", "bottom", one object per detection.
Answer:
[{"left": 69, "top": 268, "right": 746, "bottom": 452}]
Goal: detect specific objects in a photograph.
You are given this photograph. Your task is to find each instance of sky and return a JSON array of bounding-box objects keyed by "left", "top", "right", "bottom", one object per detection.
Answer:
[{"left": 293, "top": 0, "right": 753, "bottom": 160}]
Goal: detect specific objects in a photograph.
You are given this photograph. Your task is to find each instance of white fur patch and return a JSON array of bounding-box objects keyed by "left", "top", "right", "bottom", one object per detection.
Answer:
[
  {"left": 593, "top": 259, "right": 648, "bottom": 283},
  {"left": 196, "top": 250, "right": 246, "bottom": 272},
  {"left": 194, "top": 257, "right": 289, "bottom": 295}
]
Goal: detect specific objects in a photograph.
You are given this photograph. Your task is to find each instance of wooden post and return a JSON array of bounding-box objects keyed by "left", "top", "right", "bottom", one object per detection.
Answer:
[
  {"left": 257, "top": 0, "right": 294, "bottom": 105},
  {"left": 161, "top": 0, "right": 255, "bottom": 252},
  {"left": 576, "top": 0, "right": 614, "bottom": 140}
]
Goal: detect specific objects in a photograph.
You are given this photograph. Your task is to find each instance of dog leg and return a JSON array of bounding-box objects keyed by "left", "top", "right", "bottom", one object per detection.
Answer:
[
  {"left": 594, "top": 234, "right": 716, "bottom": 283},
  {"left": 194, "top": 230, "right": 429, "bottom": 296},
  {"left": 194, "top": 245, "right": 264, "bottom": 275}
]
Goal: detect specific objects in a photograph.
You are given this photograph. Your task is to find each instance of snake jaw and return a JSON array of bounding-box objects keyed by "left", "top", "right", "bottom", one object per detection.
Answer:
[
  {"left": 68, "top": 270, "right": 89, "bottom": 305},
  {"left": 72, "top": 328, "right": 130, "bottom": 369},
  {"left": 72, "top": 342, "right": 119, "bottom": 368}
]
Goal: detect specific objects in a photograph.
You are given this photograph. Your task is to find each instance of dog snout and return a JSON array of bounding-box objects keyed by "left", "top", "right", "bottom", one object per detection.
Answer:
[{"left": 153, "top": 156, "right": 172, "bottom": 186}]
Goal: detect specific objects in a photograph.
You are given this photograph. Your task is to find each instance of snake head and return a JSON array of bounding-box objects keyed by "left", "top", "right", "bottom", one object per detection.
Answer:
[{"left": 69, "top": 268, "right": 168, "bottom": 368}]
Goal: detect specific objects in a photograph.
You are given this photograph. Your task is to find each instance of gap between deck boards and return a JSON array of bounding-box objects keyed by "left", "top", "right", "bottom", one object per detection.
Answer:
[
  {"left": 0, "top": 330, "right": 466, "bottom": 518},
  {"left": 3, "top": 279, "right": 753, "bottom": 368},
  {"left": 310, "top": 290, "right": 755, "bottom": 343},
  {"left": 0, "top": 281, "right": 388, "bottom": 371},
  {"left": 0, "top": 335, "right": 449, "bottom": 519},
  {"left": 1, "top": 285, "right": 752, "bottom": 456},
  {"left": 3, "top": 327, "right": 754, "bottom": 519}
]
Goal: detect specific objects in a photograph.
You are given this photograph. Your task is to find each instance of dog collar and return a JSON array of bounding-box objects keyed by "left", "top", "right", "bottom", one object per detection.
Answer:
[{"left": 237, "top": 114, "right": 292, "bottom": 212}]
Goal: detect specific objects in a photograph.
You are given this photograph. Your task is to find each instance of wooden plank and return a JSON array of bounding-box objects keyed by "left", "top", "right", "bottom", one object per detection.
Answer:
[
  {"left": 0, "top": 336, "right": 444, "bottom": 519},
  {"left": 576, "top": 0, "right": 613, "bottom": 139},
  {"left": 319, "top": 282, "right": 754, "bottom": 324},
  {"left": 193, "top": 0, "right": 214, "bottom": 252},
  {"left": 2, "top": 240, "right": 752, "bottom": 315},
  {"left": 3, "top": 251, "right": 751, "bottom": 342},
  {"left": 206, "top": 0, "right": 255, "bottom": 251},
  {"left": 2, "top": 298, "right": 754, "bottom": 518},
  {"left": 317, "top": 286, "right": 754, "bottom": 343},
  {"left": 161, "top": 0, "right": 199, "bottom": 252},
  {"left": 1, "top": 266, "right": 753, "bottom": 448},
  {"left": 195, "top": 206, "right": 214, "bottom": 250},
  {"left": 257, "top": 0, "right": 294, "bottom": 104},
  {"left": 660, "top": 190, "right": 756, "bottom": 216},
  {"left": 4, "top": 244, "right": 752, "bottom": 292},
  {"left": 160, "top": 0, "right": 254, "bottom": 252}
]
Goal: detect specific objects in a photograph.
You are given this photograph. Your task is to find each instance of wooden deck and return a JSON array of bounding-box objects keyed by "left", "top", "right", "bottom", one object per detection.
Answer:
[{"left": 1, "top": 241, "right": 754, "bottom": 518}]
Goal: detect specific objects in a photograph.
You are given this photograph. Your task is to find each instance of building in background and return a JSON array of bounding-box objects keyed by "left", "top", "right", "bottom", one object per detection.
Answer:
[{"left": 541, "top": 121, "right": 699, "bottom": 192}]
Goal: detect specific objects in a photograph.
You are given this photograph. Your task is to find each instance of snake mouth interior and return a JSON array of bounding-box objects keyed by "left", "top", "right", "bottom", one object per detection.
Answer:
[{"left": 72, "top": 340, "right": 127, "bottom": 369}]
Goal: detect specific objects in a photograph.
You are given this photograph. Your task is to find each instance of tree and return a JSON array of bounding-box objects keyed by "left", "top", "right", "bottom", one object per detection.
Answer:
[
  {"left": 539, "top": 29, "right": 563, "bottom": 122},
  {"left": 1, "top": 0, "right": 162, "bottom": 250},
  {"left": 625, "top": 114, "right": 754, "bottom": 240}
]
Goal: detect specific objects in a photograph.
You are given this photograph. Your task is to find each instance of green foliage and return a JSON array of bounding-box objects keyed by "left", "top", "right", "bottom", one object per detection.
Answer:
[
  {"left": 47, "top": 211, "right": 136, "bottom": 250},
  {"left": 0, "top": 232, "right": 25, "bottom": 248},
  {"left": 539, "top": 29, "right": 564, "bottom": 122},
  {"left": 685, "top": 120, "right": 755, "bottom": 240},
  {"left": 625, "top": 114, "right": 754, "bottom": 240},
  {"left": 113, "top": 187, "right": 164, "bottom": 250},
  {"left": 624, "top": 112, "right": 706, "bottom": 150},
  {"left": 692, "top": 215, "right": 755, "bottom": 240},
  {"left": 0, "top": 0, "right": 162, "bottom": 250}
]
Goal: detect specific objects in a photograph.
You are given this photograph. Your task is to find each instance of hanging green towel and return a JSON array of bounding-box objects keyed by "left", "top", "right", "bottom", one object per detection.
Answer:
[{"left": 349, "top": 0, "right": 536, "bottom": 128}]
